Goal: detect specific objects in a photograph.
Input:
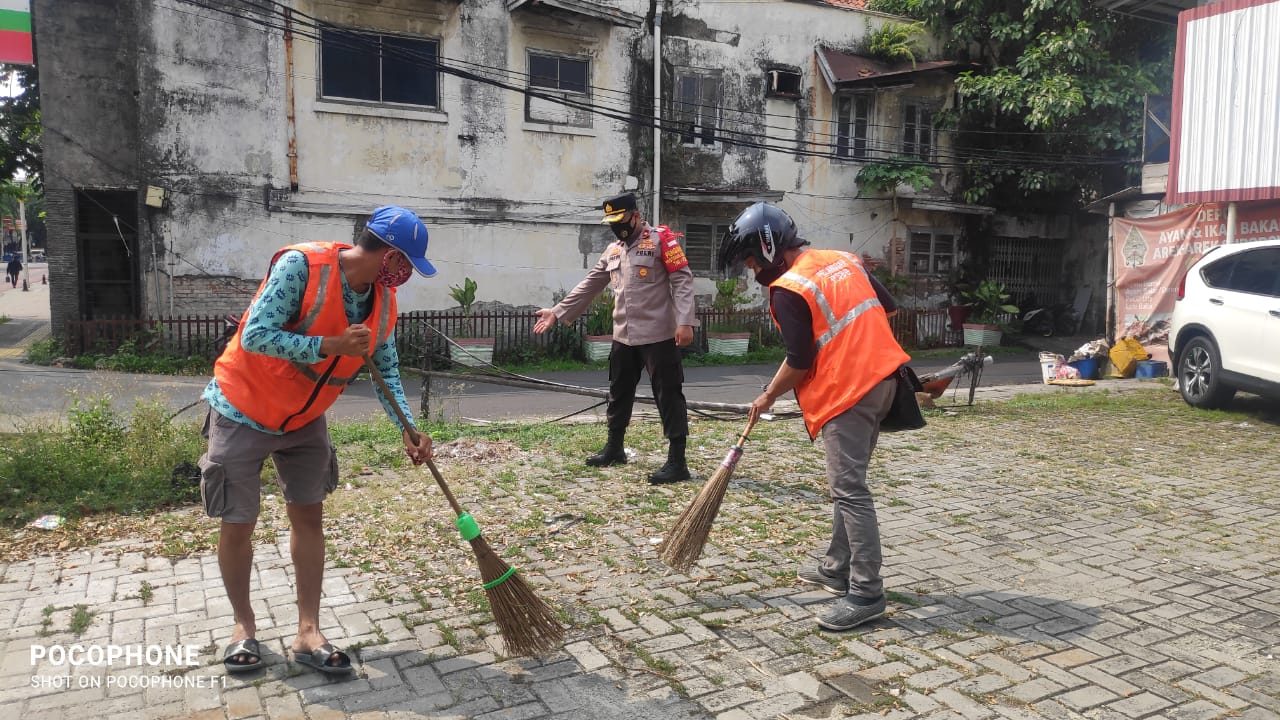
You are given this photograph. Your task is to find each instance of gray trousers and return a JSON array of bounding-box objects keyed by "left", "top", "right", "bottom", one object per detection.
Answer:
[{"left": 818, "top": 377, "right": 896, "bottom": 601}]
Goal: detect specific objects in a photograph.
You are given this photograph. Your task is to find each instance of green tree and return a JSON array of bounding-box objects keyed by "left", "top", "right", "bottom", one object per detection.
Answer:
[
  {"left": 0, "top": 63, "right": 41, "bottom": 187},
  {"left": 0, "top": 178, "right": 41, "bottom": 254},
  {"left": 868, "top": 0, "right": 1174, "bottom": 209}
]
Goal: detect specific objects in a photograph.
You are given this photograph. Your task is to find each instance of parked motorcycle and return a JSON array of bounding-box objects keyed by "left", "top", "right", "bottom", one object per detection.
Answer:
[{"left": 1021, "top": 304, "right": 1079, "bottom": 337}]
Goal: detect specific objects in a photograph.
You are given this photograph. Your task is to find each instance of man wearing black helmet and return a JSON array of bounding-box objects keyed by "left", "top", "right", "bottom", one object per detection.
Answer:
[{"left": 719, "top": 202, "right": 909, "bottom": 631}]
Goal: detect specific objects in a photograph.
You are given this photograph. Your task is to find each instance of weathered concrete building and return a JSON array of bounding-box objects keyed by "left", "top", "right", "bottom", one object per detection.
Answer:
[{"left": 37, "top": 0, "right": 1032, "bottom": 339}]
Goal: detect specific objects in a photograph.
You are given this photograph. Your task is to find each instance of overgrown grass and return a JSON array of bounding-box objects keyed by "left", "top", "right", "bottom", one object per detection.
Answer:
[
  {"left": 0, "top": 397, "right": 206, "bottom": 525},
  {"left": 23, "top": 337, "right": 211, "bottom": 375}
]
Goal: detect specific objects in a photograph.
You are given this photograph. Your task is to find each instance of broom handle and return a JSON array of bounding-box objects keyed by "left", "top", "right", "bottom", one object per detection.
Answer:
[
  {"left": 735, "top": 414, "right": 759, "bottom": 448},
  {"left": 362, "top": 355, "right": 466, "bottom": 517}
]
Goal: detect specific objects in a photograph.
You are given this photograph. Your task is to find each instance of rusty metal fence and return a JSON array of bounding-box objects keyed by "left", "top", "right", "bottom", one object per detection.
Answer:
[{"left": 64, "top": 307, "right": 959, "bottom": 363}]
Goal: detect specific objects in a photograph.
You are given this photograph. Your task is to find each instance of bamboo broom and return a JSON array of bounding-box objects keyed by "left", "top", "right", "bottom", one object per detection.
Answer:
[
  {"left": 362, "top": 356, "right": 564, "bottom": 657},
  {"left": 659, "top": 415, "right": 759, "bottom": 571}
]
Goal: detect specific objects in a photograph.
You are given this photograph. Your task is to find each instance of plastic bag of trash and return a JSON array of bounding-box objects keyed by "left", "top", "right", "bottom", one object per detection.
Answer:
[
  {"left": 1068, "top": 339, "right": 1111, "bottom": 363},
  {"left": 1055, "top": 363, "right": 1081, "bottom": 380},
  {"left": 29, "top": 515, "right": 65, "bottom": 530}
]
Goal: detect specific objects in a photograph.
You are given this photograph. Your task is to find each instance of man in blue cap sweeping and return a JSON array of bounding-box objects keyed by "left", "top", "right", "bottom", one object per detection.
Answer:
[{"left": 199, "top": 206, "right": 437, "bottom": 675}]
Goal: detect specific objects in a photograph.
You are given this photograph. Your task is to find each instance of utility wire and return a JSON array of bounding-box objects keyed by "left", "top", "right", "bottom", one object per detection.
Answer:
[{"left": 166, "top": 0, "right": 1134, "bottom": 170}]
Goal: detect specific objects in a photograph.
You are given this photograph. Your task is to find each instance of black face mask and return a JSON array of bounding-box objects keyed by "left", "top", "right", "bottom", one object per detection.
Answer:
[
  {"left": 753, "top": 264, "right": 786, "bottom": 286},
  {"left": 609, "top": 220, "right": 636, "bottom": 242}
]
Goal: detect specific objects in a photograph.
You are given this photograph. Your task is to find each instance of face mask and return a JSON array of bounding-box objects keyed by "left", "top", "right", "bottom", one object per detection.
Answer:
[
  {"left": 609, "top": 215, "right": 637, "bottom": 242},
  {"left": 376, "top": 250, "right": 413, "bottom": 288},
  {"left": 753, "top": 264, "right": 786, "bottom": 287}
]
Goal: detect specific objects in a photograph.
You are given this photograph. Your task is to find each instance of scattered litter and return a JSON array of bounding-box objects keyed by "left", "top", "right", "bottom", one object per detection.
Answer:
[
  {"left": 1068, "top": 339, "right": 1111, "bottom": 363},
  {"left": 345, "top": 483, "right": 353, "bottom": 490},
  {"left": 648, "top": 537, "right": 662, "bottom": 545},
  {"left": 29, "top": 515, "right": 65, "bottom": 530},
  {"left": 265, "top": 494, "right": 276, "bottom": 502},
  {"left": 625, "top": 448, "right": 637, "bottom": 459}
]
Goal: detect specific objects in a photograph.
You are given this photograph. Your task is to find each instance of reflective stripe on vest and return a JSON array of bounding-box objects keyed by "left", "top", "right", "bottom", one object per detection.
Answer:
[
  {"left": 215, "top": 242, "right": 398, "bottom": 433},
  {"left": 777, "top": 257, "right": 883, "bottom": 351},
  {"left": 290, "top": 282, "right": 394, "bottom": 385},
  {"left": 770, "top": 250, "right": 908, "bottom": 439}
]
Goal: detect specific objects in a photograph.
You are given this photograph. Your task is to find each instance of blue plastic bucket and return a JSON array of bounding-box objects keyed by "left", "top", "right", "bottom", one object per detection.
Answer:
[
  {"left": 1068, "top": 357, "right": 1100, "bottom": 380},
  {"left": 1135, "top": 360, "right": 1168, "bottom": 378}
]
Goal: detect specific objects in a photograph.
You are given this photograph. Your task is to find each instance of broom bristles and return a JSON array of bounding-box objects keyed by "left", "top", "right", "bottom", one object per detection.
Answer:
[
  {"left": 658, "top": 459, "right": 736, "bottom": 571},
  {"left": 470, "top": 536, "right": 565, "bottom": 657}
]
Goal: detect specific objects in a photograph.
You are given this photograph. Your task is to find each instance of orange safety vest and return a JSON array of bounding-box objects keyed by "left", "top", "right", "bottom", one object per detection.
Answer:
[
  {"left": 216, "top": 242, "right": 397, "bottom": 433},
  {"left": 770, "top": 250, "right": 909, "bottom": 439}
]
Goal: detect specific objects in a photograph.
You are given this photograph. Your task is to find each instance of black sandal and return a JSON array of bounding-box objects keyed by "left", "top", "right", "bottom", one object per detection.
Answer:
[
  {"left": 222, "top": 638, "right": 263, "bottom": 673},
  {"left": 292, "top": 642, "right": 353, "bottom": 675}
]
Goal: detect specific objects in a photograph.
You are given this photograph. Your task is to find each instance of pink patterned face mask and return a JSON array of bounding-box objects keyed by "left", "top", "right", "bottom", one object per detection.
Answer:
[{"left": 376, "top": 250, "right": 413, "bottom": 287}]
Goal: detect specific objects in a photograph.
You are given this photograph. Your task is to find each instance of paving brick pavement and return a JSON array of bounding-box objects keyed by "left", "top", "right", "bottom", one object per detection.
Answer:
[{"left": 2, "top": 384, "right": 1279, "bottom": 719}]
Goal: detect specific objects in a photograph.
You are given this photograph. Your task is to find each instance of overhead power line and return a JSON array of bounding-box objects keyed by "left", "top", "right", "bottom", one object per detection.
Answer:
[{"left": 163, "top": 0, "right": 1134, "bottom": 170}]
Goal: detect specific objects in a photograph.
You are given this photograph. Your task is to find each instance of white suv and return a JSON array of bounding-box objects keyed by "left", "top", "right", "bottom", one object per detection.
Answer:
[{"left": 1169, "top": 239, "right": 1280, "bottom": 408}]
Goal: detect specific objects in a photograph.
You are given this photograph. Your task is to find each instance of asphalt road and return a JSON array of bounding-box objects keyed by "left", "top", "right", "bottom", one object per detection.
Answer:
[{"left": 0, "top": 351, "right": 1047, "bottom": 429}]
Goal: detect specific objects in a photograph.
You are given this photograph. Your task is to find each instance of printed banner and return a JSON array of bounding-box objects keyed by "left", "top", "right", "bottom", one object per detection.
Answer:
[
  {"left": 1112, "top": 201, "right": 1280, "bottom": 358},
  {"left": 0, "top": 0, "right": 31, "bottom": 65}
]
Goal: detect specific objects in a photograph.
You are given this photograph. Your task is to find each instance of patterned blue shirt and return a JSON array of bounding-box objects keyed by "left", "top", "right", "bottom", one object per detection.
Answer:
[{"left": 203, "top": 250, "right": 416, "bottom": 434}]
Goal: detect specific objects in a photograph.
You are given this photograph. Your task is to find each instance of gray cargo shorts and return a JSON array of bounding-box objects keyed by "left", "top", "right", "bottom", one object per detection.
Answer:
[{"left": 198, "top": 409, "right": 339, "bottom": 524}]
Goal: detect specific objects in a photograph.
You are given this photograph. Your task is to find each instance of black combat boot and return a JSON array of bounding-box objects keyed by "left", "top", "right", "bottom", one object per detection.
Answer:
[
  {"left": 648, "top": 436, "right": 691, "bottom": 484},
  {"left": 586, "top": 429, "right": 627, "bottom": 467}
]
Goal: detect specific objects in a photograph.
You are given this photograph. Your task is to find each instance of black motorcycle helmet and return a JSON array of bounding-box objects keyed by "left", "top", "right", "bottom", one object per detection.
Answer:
[{"left": 717, "top": 202, "right": 804, "bottom": 280}]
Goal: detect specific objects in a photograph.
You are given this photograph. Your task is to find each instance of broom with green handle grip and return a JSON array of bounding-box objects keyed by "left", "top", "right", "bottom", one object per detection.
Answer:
[{"left": 362, "top": 355, "right": 564, "bottom": 656}]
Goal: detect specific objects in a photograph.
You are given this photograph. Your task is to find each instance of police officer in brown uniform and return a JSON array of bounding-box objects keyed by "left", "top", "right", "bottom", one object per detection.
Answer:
[{"left": 534, "top": 193, "right": 697, "bottom": 484}]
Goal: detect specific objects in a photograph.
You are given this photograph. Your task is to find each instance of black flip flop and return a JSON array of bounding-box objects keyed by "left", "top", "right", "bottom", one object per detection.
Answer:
[
  {"left": 292, "top": 642, "right": 353, "bottom": 675},
  {"left": 222, "top": 638, "right": 263, "bottom": 673}
]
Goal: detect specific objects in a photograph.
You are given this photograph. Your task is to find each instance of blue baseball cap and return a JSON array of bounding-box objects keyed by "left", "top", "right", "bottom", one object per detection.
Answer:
[{"left": 366, "top": 206, "right": 437, "bottom": 278}]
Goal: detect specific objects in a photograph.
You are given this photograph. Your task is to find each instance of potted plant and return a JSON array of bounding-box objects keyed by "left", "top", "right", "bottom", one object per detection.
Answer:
[
  {"left": 707, "top": 278, "right": 752, "bottom": 356},
  {"left": 944, "top": 265, "right": 974, "bottom": 330},
  {"left": 448, "top": 277, "right": 495, "bottom": 367},
  {"left": 582, "top": 290, "right": 615, "bottom": 362},
  {"left": 960, "top": 279, "right": 1019, "bottom": 347}
]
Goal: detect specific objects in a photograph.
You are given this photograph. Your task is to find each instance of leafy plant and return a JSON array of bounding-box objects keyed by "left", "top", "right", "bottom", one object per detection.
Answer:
[
  {"left": 961, "top": 279, "right": 1019, "bottom": 325},
  {"left": 709, "top": 278, "right": 754, "bottom": 333},
  {"left": 0, "top": 397, "right": 205, "bottom": 526},
  {"left": 448, "top": 277, "right": 479, "bottom": 338},
  {"left": 867, "top": 0, "right": 921, "bottom": 15},
  {"left": 584, "top": 290, "right": 615, "bottom": 336},
  {"left": 903, "top": 0, "right": 1173, "bottom": 209},
  {"left": 863, "top": 20, "right": 926, "bottom": 66},
  {"left": 855, "top": 159, "right": 934, "bottom": 195},
  {"left": 871, "top": 266, "right": 911, "bottom": 297}
]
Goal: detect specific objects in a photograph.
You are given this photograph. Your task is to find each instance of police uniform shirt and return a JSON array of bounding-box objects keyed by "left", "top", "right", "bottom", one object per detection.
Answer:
[{"left": 552, "top": 224, "right": 696, "bottom": 345}]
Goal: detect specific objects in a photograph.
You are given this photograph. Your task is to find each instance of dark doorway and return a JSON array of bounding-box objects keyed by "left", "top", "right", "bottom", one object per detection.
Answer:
[{"left": 75, "top": 189, "right": 140, "bottom": 319}]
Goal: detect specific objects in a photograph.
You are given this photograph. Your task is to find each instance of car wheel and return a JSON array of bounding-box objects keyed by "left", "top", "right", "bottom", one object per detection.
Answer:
[{"left": 1177, "top": 336, "right": 1235, "bottom": 409}]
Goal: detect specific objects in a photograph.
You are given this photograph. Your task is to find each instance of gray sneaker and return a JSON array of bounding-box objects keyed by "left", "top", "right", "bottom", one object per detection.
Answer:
[
  {"left": 797, "top": 567, "right": 847, "bottom": 596},
  {"left": 816, "top": 596, "right": 886, "bottom": 631}
]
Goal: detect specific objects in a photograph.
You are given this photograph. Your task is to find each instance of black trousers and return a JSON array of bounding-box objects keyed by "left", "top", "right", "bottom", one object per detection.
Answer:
[{"left": 606, "top": 338, "right": 689, "bottom": 439}]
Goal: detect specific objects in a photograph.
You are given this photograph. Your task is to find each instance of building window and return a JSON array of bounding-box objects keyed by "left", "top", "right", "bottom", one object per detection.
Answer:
[
  {"left": 902, "top": 101, "right": 934, "bottom": 160},
  {"left": 528, "top": 52, "right": 589, "bottom": 94},
  {"left": 320, "top": 25, "right": 439, "bottom": 108},
  {"left": 675, "top": 72, "right": 722, "bottom": 147},
  {"left": 835, "top": 93, "right": 872, "bottom": 159},
  {"left": 525, "top": 51, "right": 592, "bottom": 127},
  {"left": 766, "top": 68, "right": 801, "bottom": 99},
  {"left": 683, "top": 221, "right": 732, "bottom": 277},
  {"left": 908, "top": 231, "right": 955, "bottom": 275}
]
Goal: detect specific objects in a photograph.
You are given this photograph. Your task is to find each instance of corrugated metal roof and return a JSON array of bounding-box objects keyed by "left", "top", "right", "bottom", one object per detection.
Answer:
[
  {"left": 1094, "top": 0, "right": 1196, "bottom": 23},
  {"left": 1168, "top": 0, "right": 1280, "bottom": 204},
  {"left": 816, "top": 0, "right": 869, "bottom": 9},
  {"left": 815, "top": 47, "right": 966, "bottom": 92}
]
